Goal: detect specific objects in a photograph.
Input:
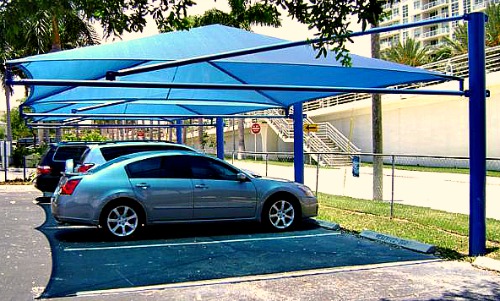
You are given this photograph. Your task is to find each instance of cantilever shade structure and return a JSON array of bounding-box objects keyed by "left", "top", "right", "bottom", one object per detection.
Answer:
[
  {"left": 6, "top": 24, "right": 456, "bottom": 123},
  {"left": 5, "top": 14, "right": 489, "bottom": 257}
]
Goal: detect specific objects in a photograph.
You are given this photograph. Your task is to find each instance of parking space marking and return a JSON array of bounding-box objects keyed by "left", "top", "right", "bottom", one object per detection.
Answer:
[
  {"left": 75, "top": 259, "right": 440, "bottom": 297},
  {"left": 44, "top": 225, "right": 94, "bottom": 230},
  {"left": 64, "top": 232, "right": 341, "bottom": 252}
]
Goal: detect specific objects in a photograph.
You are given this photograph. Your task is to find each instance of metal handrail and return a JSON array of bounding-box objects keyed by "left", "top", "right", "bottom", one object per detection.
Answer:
[{"left": 303, "top": 45, "right": 500, "bottom": 112}]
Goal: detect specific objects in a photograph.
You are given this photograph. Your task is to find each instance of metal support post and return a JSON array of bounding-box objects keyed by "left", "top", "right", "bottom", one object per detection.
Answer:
[
  {"left": 216, "top": 117, "right": 224, "bottom": 160},
  {"left": 176, "top": 119, "right": 183, "bottom": 144},
  {"left": 293, "top": 103, "right": 304, "bottom": 184},
  {"left": 467, "top": 12, "right": 487, "bottom": 256}
]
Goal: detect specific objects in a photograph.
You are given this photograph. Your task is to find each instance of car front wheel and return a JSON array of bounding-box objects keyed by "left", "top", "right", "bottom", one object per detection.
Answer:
[
  {"left": 102, "top": 204, "right": 141, "bottom": 239},
  {"left": 263, "top": 198, "right": 298, "bottom": 231}
]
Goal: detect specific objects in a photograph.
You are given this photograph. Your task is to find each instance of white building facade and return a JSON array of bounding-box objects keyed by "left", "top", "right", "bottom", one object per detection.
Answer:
[{"left": 380, "top": 0, "right": 500, "bottom": 50}]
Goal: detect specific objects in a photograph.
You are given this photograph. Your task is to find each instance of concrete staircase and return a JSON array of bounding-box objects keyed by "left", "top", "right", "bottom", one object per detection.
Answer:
[{"left": 264, "top": 109, "right": 360, "bottom": 166}]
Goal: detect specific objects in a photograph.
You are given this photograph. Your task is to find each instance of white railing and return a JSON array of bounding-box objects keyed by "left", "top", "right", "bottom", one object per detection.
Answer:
[
  {"left": 422, "top": 13, "right": 449, "bottom": 21},
  {"left": 422, "top": 0, "right": 449, "bottom": 11},
  {"left": 253, "top": 110, "right": 360, "bottom": 166},
  {"left": 303, "top": 45, "right": 500, "bottom": 112},
  {"left": 421, "top": 26, "right": 450, "bottom": 38},
  {"left": 319, "top": 121, "right": 361, "bottom": 153}
]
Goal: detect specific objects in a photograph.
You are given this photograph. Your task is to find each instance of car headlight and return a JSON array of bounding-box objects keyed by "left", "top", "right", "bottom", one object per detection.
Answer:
[{"left": 297, "top": 184, "right": 315, "bottom": 197}]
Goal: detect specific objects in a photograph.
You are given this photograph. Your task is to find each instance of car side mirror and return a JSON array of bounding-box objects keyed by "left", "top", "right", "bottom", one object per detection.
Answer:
[
  {"left": 65, "top": 159, "right": 74, "bottom": 174},
  {"left": 236, "top": 172, "right": 248, "bottom": 182}
]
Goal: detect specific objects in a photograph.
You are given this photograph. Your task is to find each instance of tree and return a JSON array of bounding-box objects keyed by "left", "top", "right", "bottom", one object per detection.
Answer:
[
  {"left": 165, "top": 0, "right": 282, "bottom": 155},
  {"left": 371, "top": 20, "right": 383, "bottom": 201},
  {"left": 1, "top": 103, "right": 33, "bottom": 140},
  {"left": 2, "top": 0, "right": 385, "bottom": 67},
  {"left": 381, "top": 38, "right": 430, "bottom": 66},
  {"left": 1, "top": 0, "right": 102, "bottom": 145},
  {"left": 432, "top": 2, "right": 500, "bottom": 61},
  {"left": 434, "top": 23, "right": 468, "bottom": 61},
  {"left": 486, "top": 2, "right": 500, "bottom": 47}
]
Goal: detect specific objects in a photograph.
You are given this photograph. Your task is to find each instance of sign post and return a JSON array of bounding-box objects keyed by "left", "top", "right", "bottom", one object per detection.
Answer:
[
  {"left": 251, "top": 123, "right": 260, "bottom": 161},
  {"left": 251, "top": 123, "right": 261, "bottom": 134}
]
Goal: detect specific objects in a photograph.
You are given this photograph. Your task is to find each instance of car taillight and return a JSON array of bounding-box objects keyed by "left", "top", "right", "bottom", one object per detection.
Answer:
[
  {"left": 37, "top": 165, "right": 51, "bottom": 175},
  {"left": 61, "top": 179, "right": 81, "bottom": 195},
  {"left": 77, "top": 163, "right": 95, "bottom": 173}
]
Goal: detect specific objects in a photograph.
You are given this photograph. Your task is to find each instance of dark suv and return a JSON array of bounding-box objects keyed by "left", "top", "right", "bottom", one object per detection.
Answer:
[
  {"left": 35, "top": 142, "right": 96, "bottom": 197},
  {"left": 35, "top": 141, "right": 196, "bottom": 197}
]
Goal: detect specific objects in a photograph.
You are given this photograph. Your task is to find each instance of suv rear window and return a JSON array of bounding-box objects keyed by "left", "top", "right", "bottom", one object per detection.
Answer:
[
  {"left": 53, "top": 146, "right": 89, "bottom": 161},
  {"left": 100, "top": 145, "right": 191, "bottom": 161}
]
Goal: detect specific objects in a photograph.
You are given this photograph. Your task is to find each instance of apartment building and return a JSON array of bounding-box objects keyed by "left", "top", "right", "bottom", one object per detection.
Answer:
[{"left": 380, "top": 0, "right": 500, "bottom": 50}]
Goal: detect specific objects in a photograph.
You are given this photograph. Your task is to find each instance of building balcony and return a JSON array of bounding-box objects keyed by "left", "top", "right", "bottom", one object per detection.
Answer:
[
  {"left": 420, "top": 27, "right": 450, "bottom": 41},
  {"left": 421, "top": 0, "right": 449, "bottom": 12},
  {"left": 422, "top": 13, "right": 449, "bottom": 21},
  {"left": 380, "top": 30, "right": 400, "bottom": 38}
]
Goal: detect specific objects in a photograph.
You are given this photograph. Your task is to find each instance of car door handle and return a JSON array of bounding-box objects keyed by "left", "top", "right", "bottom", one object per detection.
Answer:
[
  {"left": 135, "top": 183, "right": 150, "bottom": 189},
  {"left": 195, "top": 184, "right": 208, "bottom": 189}
]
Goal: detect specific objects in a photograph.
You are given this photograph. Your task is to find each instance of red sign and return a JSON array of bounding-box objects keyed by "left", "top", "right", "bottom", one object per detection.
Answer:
[{"left": 251, "top": 123, "right": 261, "bottom": 134}]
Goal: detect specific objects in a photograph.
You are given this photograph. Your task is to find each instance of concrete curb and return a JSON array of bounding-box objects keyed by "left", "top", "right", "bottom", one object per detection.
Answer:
[
  {"left": 312, "top": 219, "right": 341, "bottom": 231},
  {"left": 472, "top": 256, "right": 500, "bottom": 273},
  {"left": 360, "top": 230, "right": 436, "bottom": 254}
]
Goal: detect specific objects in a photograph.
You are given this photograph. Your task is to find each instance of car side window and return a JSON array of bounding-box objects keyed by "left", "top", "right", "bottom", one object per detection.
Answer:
[
  {"left": 161, "top": 156, "right": 192, "bottom": 178},
  {"left": 126, "top": 157, "right": 163, "bottom": 178},
  {"left": 190, "top": 156, "right": 238, "bottom": 180}
]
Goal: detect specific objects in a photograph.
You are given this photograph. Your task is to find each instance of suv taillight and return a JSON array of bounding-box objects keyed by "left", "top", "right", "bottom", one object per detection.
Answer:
[
  {"left": 77, "top": 163, "right": 95, "bottom": 173},
  {"left": 61, "top": 179, "right": 81, "bottom": 195},
  {"left": 37, "top": 165, "right": 51, "bottom": 175}
]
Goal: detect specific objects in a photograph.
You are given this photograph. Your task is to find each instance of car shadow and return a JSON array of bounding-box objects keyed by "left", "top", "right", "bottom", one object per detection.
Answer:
[{"left": 35, "top": 202, "right": 434, "bottom": 299}]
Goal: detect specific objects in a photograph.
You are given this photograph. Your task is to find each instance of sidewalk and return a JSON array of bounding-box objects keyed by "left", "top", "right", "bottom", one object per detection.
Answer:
[{"left": 232, "top": 161, "right": 500, "bottom": 220}]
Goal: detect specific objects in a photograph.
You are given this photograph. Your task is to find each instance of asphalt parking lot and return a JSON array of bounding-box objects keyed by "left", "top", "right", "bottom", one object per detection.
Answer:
[{"left": 1, "top": 185, "right": 500, "bottom": 301}]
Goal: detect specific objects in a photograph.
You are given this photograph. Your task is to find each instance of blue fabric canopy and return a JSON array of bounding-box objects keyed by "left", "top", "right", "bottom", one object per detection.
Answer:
[{"left": 7, "top": 24, "right": 455, "bottom": 122}]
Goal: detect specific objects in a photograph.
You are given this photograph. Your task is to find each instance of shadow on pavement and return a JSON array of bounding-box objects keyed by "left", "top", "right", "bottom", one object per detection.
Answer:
[{"left": 35, "top": 202, "right": 434, "bottom": 299}]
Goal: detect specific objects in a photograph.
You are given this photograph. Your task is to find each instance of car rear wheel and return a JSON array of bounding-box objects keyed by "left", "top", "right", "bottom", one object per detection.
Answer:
[
  {"left": 263, "top": 198, "right": 298, "bottom": 231},
  {"left": 103, "top": 204, "right": 141, "bottom": 239}
]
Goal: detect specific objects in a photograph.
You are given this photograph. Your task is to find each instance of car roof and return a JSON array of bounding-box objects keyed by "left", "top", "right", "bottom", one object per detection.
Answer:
[
  {"left": 84, "top": 140, "right": 194, "bottom": 149},
  {"left": 122, "top": 150, "right": 203, "bottom": 160}
]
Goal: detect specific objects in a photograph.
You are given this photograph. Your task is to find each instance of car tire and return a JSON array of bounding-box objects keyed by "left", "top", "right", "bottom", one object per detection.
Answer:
[
  {"left": 101, "top": 203, "right": 142, "bottom": 239},
  {"left": 262, "top": 197, "right": 299, "bottom": 231}
]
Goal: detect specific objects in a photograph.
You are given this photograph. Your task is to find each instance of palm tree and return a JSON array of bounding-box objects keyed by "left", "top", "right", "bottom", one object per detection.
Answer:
[
  {"left": 381, "top": 38, "right": 430, "bottom": 67},
  {"left": 371, "top": 21, "right": 384, "bottom": 201},
  {"left": 433, "top": 23, "right": 468, "bottom": 61},
  {"left": 432, "top": 3, "right": 500, "bottom": 61},
  {"left": 1, "top": 1, "right": 100, "bottom": 144},
  {"left": 163, "top": 0, "right": 281, "bottom": 156},
  {"left": 159, "top": 0, "right": 281, "bottom": 32},
  {"left": 486, "top": 2, "right": 500, "bottom": 47}
]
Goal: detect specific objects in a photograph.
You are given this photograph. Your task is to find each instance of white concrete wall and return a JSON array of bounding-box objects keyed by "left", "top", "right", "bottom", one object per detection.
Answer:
[{"left": 308, "top": 73, "right": 500, "bottom": 159}]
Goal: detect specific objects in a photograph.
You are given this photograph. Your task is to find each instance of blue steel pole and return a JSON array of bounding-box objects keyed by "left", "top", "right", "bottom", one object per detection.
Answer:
[
  {"left": 467, "top": 12, "right": 487, "bottom": 256},
  {"left": 293, "top": 104, "right": 304, "bottom": 184},
  {"left": 216, "top": 117, "right": 224, "bottom": 160},
  {"left": 176, "top": 119, "right": 183, "bottom": 144}
]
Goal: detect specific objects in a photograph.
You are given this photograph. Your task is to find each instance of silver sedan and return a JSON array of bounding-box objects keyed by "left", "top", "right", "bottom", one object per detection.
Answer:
[{"left": 51, "top": 151, "right": 318, "bottom": 239}]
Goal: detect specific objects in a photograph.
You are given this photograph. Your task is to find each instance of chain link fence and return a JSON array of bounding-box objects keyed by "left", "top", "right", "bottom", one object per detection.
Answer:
[
  {"left": 227, "top": 151, "right": 500, "bottom": 221},
  {"left": 2, "top": 147, "right": 499, "bottom": 220}
]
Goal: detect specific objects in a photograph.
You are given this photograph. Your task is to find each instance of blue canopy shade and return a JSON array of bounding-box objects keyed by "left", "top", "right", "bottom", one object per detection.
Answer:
[{"left": 7, "top": 24, "right": 456, "bottom": 122}]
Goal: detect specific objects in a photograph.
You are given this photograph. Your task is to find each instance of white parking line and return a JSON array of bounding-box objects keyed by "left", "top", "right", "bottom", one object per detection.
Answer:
[
  {"left": 64, "top": 232, "right": 340, "bottom": 252},
  {"left": 76, "top": 259, "right": 441, "bottom": 297}
]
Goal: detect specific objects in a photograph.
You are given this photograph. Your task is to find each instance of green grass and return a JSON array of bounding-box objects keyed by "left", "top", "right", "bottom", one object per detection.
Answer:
[
  {"left": 372, "top": 163, "right": 500, "bottom": 177},
  {"left": 317, "top": 193, "right": 500, "bottom": 260},
  {"left": 233, "top": 158, "right": 500, "bottom": 177}
]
